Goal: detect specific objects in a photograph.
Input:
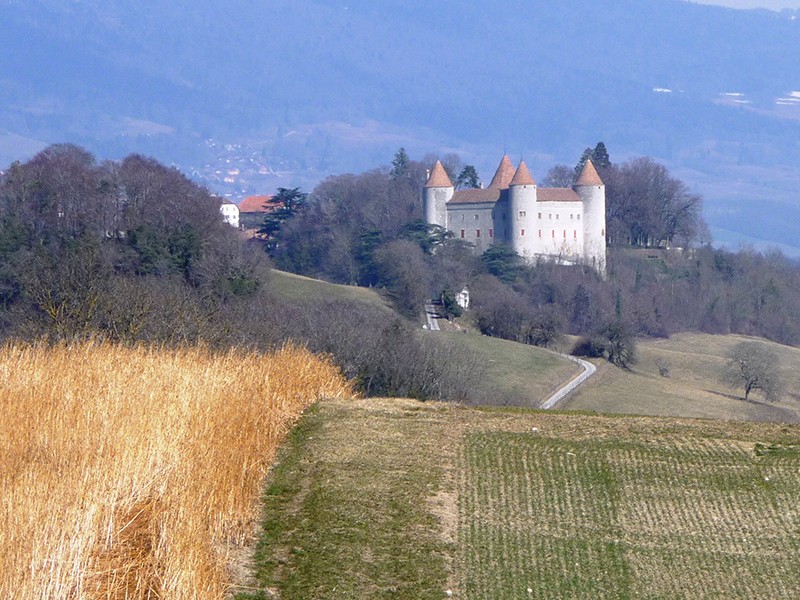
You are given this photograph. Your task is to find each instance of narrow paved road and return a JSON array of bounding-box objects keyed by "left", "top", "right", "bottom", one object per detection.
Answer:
[
  {"left": 424, "top": 303, "right": 441, "bottom": 331},
  {"left": 540, "top": 355, "right": 596, "bottom": 409},
  {"left": 422, "top": 301, "right": 595, "bottom": 407}
]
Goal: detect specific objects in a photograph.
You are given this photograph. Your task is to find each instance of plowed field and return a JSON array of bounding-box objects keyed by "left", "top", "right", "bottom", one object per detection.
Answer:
[{"left": 251, "top": 398, "right": 800, "bottom": 599}]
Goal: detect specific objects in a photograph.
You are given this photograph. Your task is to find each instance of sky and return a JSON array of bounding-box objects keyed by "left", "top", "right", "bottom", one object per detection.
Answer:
[{"left": 694, "top": 0, "right": 800, "bottom": 8}]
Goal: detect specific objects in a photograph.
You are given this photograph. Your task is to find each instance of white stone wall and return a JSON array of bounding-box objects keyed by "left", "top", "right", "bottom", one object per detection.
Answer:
[
  {"left": 509, "top": 184, "right": 537, "bottom": 258},
  {"left": 576, "top": 184, "right": 607, "bottom": 273},
  {"left": 447, "top": 203, "right": 496, "bottom": 254},
  {"left": 219, "top": 203, "right": 240, "bottom": 228},
  {"left": 532, "top": 202, "right": 584, "bottom": 262},
  {"left": 424, "top": 187, "right": 453, "bottom": 229}
]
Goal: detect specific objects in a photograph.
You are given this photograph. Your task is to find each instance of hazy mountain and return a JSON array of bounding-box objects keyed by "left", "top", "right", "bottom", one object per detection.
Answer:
[{"left": 2, "top": 0, "right": 800, "bottom": 252}]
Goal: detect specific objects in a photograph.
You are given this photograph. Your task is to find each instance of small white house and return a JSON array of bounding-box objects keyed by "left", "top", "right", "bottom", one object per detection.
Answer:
[
  {"left": 456, "top": 288, "right": 470, "bottom": 310},
  {"left": 219, "top": 198, "right": 240, "bottom": 228}
]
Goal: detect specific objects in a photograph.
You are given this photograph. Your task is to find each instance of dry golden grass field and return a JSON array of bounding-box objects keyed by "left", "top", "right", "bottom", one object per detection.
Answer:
[
  {"left": 249, "top": 397, "right": 800, "bottom": 600},
  {"left": 0, "top": 341, "right": 351, "bottom": 599}
]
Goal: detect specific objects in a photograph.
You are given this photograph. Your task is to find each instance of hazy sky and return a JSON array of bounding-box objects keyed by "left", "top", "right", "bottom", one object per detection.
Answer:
[{"left": 693, "top": 0, "right": 800, "bottom": 8}]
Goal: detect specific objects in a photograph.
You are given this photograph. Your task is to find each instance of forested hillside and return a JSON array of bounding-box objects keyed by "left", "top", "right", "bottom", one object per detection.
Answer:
[
  {"left": 4, "top": 143, "right": 799, "bottom": 406},
  {"left": 270, "top": 148, "right": 800, "bottom": 353},
  {"left": 0, "top": 145, "right": 488, "bottom": 403}
]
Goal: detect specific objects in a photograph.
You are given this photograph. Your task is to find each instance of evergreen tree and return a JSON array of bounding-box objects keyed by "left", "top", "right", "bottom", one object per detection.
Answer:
[
  {"left": 592, "top": 142, "right": 611, "bottom": 169},
  {"left": 456, "top": 165, "right": 480, "bottom": 189},
  {"left": 390, "top": 147, "right": 410, "bottom": 179},
  {"left": 574, "top": 147, "right": 594, "bottom": 178},
  {"left": 440, "top": 287, "right": 463, "bottom": 319},
  {"left": 481, "top": 245, "right": 522, "bottom": 283},
  {"left": 574, "top": 142, "right": 611, "bottom": 177},
  {"left": 259, "top": 187, "right": 307, "bottom": 245}
]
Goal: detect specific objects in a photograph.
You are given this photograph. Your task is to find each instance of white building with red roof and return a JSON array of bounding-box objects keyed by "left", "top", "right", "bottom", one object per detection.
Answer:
[{"left": 423, "top": 155, "right": 606, "bottom": 274}]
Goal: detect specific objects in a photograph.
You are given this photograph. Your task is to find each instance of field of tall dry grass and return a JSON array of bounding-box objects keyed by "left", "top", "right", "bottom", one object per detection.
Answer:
[{"left": 0, "top": 341, "right": 352, "bottom": 599}]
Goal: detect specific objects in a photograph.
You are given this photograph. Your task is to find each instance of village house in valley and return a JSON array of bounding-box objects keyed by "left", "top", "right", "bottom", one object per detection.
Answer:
[
  {"left": 219, "top": 198, "right": 240, "bottom": 228},
  {"left": 423, "top": 156, "right": 607, "bottom": 273},
  {"left": 237, "top": 194, "right": 277, "bottom": 231}
]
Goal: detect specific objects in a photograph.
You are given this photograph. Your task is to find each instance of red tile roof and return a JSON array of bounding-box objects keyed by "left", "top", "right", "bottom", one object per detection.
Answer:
[
  {"left": 510, "top": 160, "right": 536, "bottom": 186},
  {"left": 575, "top": 159, "right": 604, "bottom": 186},
  {"left": 239, "top": 195, "right": 276, "bottom": 213},
  {"left": 449, "top": 188, "right": 502, "bottom": 204},
  {"left": 425, "top": 160, "right": 454, "bottom": 188},
  {"left": 537, "top": 188, "right": 581, "bottom": 202},
  {"left": 488, "top": 155, "right": 516, "bottom": 189}
]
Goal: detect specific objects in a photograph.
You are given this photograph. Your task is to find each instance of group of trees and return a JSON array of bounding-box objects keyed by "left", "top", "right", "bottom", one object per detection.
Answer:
[
  {"left": 269, "top": 150, "right": 479, "bottom": 319},
  {"left": 264, "top": 146, "right": 800, "bottom": 376},
  {"left": 0, "top": 144, "right": 491, "bottom": 403},
  {"left": 6, "top": 144, "right": 795, "bottom": 403},
  {"left": 543, "top": 142, "right": 708, "bottom": 249}
]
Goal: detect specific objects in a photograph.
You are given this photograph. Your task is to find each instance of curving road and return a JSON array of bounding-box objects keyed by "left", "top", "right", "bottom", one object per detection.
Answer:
[
  {"left": 540, "top": 355, "right": 596, "bottom": 409},
  {"left": 422, "top": 300, "right": 595, "bottom": 408}
]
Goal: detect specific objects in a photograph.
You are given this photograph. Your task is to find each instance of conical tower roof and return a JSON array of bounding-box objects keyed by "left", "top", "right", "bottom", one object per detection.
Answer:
[
  {"left": 488, "top": 155, "right": 516, "bottom": 189},
  {"left": 510, "top": 160, "right": 536, "bottom": 186},
  {"left": 575, "top": 159, "right": 604, "bottom": 186},
  {"left": 424, "top": 160, "right": 454, "bottom": 188}
]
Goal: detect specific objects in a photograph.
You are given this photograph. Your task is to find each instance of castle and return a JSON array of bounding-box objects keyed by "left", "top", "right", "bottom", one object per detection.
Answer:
[{"left": 423, "top": 155, "right": 607, "bottom": 274}]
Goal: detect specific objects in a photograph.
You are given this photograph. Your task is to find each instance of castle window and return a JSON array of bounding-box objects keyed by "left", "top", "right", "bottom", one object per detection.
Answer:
[
  {"left": 474, "top": 214, "right": 479, "bottom": 220},
  {"left": 577, "top": 214, "right": 581, "bottom": 220},
  {"left": 570, "top": 214, "right": 574, "bottom": 220},
  {"left": 489, "top": 228, "right": 494, "bottom": 238},
  {"left": 538, "top": 212, "right": 542, "bottom": 219},
  {"left": 601, "top": 229, "right": 605, "bottom": 236},
  {"left": 476, "top": 229, "right": 481, "bottom": 238},
  {"left": 460, "top": 229, "right": 465, "bottom": 239},
  {"left": 556, "top": 214, "right": 559, "bottom": 220},
  {"left": 538, "top": 229, "right": 542, "bottom": 238},
  {"left": 549, "top": 213, "right": 552, "bottom": 219},
  {"left": 563, "top": 230, "right": 567, "bottom": 238},
  {"left": 461, "top": 215, "right": 465, "bottom": 222},
  {"left": 552, "top": 230, "right": 555, "bottom": 238},
  {"left": 574, "top": 230, "right": 577, "bottom": 239},
  {"left": 521, "top": 229, "right": 525, "bottom": 236},
  {"left": 519, "top": 211, "right": 526, "bottom": 217}
]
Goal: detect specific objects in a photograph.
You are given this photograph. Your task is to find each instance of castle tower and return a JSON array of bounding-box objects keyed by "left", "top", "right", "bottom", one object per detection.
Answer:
[
  {"left": 573, "top": 159, "right": 606, "bottom": 274},
  {"left": 423, "top": 160, "right": 453, "bottom": 229},
  {"left": 488, "top": 154, "right": 517, "bottom": 190},
  {"left": 508, "top": 160, "right": 537, "bottom": 258}
]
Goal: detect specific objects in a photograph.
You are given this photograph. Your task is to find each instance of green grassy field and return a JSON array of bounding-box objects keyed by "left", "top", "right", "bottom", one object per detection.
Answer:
[
  {"left": 562, "top": 333, "right": 800, "bottom": 423},
  {"left": 439, "top": 331, "right": 580, "bottom": 407},
  {"left": 268, "top": 269, "right": 582, "bottom": 408},
  {"left": 243, "top": 398, "right": 800, "bottom": 599},
  {"left": 268, "top": 269, "right": 391, "bottom": 309},
  {"left": 267, "top": 270, "right": 800, "bottom": 421}
]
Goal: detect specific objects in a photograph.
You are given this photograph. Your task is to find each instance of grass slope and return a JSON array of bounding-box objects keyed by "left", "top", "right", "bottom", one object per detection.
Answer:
[
  {"left": 562, "top": 333, "right": 800, "bottom": 423},
  {"left": 247, "top": 398, "right": 800, "bottom": 599},
  {"left": 268, "top": 269, "right": 391, "bottom": 309},
  {"left": 440, "top": 331, "right": 580, "bottom": 407},
  {"left": 241, "top": 399, "right": 456, "bottom": 599},
  {"left": 268, "top": 269, "right": 581, "bottom": 408}
]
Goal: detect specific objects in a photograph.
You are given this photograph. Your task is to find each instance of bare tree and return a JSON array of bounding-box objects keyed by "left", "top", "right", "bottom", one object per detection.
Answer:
[
  {"left": 541, "top": 164, "right": 575, "bottom": 188},
  {"left": 605, "top": 157, "right": 706, "bottom": 248},
  {"left": 723, "top": 341, "right": 783, "bottom": 401}
]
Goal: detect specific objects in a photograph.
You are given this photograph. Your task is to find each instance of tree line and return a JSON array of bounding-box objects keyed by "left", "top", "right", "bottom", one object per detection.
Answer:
[
  {"left": 267, "top": 145, "right": 800, "bottom": 369},
  {"left": 0, "top": 144, "right": 488, "bottom": 403},
  {"left": 6, "top": 144, "right": 798, "bottom": 396}
]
